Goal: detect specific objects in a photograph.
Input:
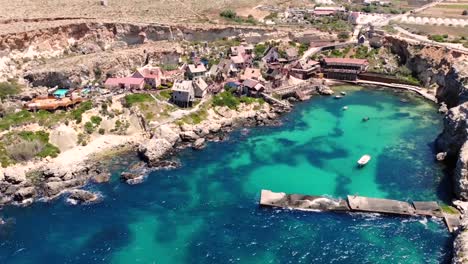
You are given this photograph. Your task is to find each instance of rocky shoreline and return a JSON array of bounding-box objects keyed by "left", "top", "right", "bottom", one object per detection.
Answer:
[{"left": 0, "top": 97, "right": 295, "bottom": 208}]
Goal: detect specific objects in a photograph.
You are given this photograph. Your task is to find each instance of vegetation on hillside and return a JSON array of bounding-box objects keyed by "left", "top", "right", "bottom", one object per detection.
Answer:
[
  {"left": 220, "top": 9, "right": 257, "bottom": 24},
  {"left": 212, "top": 89, "right": 264, "bottom": 110},
  {"left": 0, "top": 81, "right": 22, "bottom": 100},
  {"left": 0, "top": 130, "right": 60, "bottom": 167},
  {"left": 123, "top": 93, "right": 153, "bottom": 107}
]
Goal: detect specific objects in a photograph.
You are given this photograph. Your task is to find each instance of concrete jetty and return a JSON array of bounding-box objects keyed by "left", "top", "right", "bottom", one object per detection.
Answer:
[
  {"left": 260, "top": 190, "right": 461, "bottom": 232},
  {"left": 347, "top": 195, "right": 415, "bottom": 215},
  {"left": 260, "top": 190, "right": 350, "bottom": 211}
]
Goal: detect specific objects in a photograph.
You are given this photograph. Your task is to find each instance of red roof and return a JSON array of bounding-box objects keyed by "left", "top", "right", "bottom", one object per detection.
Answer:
[
  {"left": 105, "top": 77, "right": 144, "bottom": 86},
  {"left": 323, "top": 58, "right": 368, "bottom": 66},
  {"left": 138, "top": 67, "right": 162, "bottom": 79}
]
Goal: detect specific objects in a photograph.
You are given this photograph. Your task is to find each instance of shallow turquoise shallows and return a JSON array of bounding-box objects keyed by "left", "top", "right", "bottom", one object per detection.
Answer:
[{"left": 0, "top": 87, "right": 453, "bottom": 264}]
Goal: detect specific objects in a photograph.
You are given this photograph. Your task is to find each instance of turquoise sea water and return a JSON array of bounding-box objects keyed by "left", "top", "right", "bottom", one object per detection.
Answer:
[{"left": 0, "top": 87, "right": 453, "bottom": 263}]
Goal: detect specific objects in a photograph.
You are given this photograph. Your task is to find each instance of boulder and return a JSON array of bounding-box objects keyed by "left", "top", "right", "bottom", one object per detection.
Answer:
[
  {"left": 436, "top": 152, "right": 447, "bottom": 161},
  {"left": 317, "top": 85, "right": 334, "bottom": 95},
  {"left": 19, "top": 198, "right": 34, "bottom": 207},
  {"left": 91, "top": 173, "right": 111, "bottom": 184},
  {"left": 454, "top": 200, "right": 468, "bottom": 214},
  {"left": 154, "top": 124, "right": 180, "bottom": 144},
  {"left": 120, "top": 172, "right": 141, "bottom": 181},
  {"left": 192, "top": 138, "right": 206, "bottom": 150},
  {"left": 14, "top": 187, "right": 36, "bottom": 201},
  {"left": 67, "top": 190, "right": 100, "bottom": 204},
  {"left": 207, "top": 123, "right": 222, "bottom": 133},
  {"left": 3, "top": 169, "right": 26, "bottom": 184},
  {"left": 47, "top": 177, "right": 63, "bottom": 182},
  {"left": 138, "top": 138, "right": 173, "bottom": 167},
  {"left": 126, "top": 177, "right": 145, "bottom": 185},
  {"left": 4, "top": 184, "right": 20, "bottom": 196},
  {"left": 45, "top": 179, "right": 83, "bottom": 196},
  {"left": 438, "top": 102, "right": 449, "bottom": 114},
  {"left": 180, "top": 131, "right": 199, "bottom": 142}
]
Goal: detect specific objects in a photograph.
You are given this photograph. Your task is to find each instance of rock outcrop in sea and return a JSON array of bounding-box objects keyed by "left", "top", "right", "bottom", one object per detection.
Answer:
[{"left": 138, "top": 102, "right": 287, "bottom": 168}]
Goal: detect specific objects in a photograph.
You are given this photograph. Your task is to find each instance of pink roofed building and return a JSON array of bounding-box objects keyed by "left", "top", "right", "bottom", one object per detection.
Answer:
[{"left": 132, "top": 67, "right": 163, "bottom": 88}]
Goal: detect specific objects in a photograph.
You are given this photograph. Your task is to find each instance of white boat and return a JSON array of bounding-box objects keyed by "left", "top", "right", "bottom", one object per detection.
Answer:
[
  {"left": 334, "top": 95, "right": 343, "bottom": 99},
  {"left": 357, "top": 155, "right": 371, "bottom": 167},
  {"left": 340, "top": 91, "right": 347, "bottom": 96},
  {"left": 342, "top": 106, "right": 348, "bottom": 110}
]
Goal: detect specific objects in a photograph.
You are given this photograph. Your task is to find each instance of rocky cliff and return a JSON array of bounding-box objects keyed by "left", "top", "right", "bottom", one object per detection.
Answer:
[
  {"left": 385, "top": 36, "right": 468, "bottom": 108},
  {"left": 0, "top": 22, "right": 284, "bottom": 83},
  {"left": 386, "top": 38, "right": 468, "bottom": 264}
]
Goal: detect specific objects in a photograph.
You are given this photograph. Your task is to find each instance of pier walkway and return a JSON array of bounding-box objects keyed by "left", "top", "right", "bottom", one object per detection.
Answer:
[
  {"left": 260, "top": 190, "right": 461, "bottom": 232},
  {"left": 353, "top": 80, "right": 437, "bottom": 103}
]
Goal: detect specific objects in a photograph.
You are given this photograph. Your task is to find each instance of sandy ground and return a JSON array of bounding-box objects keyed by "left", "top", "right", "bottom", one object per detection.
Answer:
[
  {"left": 0, "top": 0, "right": 300, "bottom": 34},
  {"left": 1, "top": 132, "right": 145, "bottom": 178}
]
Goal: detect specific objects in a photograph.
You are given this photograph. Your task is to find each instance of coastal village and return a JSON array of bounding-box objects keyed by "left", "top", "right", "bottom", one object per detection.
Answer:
[{"left": 0, "top": 0, "right": 468, "bottom": 262}]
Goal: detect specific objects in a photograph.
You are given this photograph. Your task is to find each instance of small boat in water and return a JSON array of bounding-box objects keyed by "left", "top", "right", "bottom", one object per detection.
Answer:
[
  {"left": 340, "top": 91, "right": 347, "bottom": 96},
  {"left": 342, "top": 106, "right": 348, "bottom": 110},
  {"left": 334, "top": 95, "right": 343, "bottom": 99},
  {"left": 362, "top": 117, "right": 370, "bottom": 122},
  {"left": 357, "top": 155, "right": 371, "bottom": 167}
]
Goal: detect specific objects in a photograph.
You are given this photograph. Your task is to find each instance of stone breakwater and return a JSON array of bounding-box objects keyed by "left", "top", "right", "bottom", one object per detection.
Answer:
[{"left": 0, "top": 101, "right": 290, "bottom": 208}]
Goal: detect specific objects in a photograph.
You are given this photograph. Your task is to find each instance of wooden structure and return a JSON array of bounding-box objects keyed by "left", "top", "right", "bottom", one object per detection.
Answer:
[
  {"left": 321, "top": 58, "right": 369, "bottom": 81},
  {"left": 25, "top": 96, "right": 84, "bottom": 111},
  {"left": 259, "top": 190, "right": 462, "bottom": 232}
]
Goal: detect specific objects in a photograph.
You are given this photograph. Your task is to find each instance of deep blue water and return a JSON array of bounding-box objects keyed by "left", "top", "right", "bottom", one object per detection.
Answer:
[{"left": 0, "top": 88, "right": 454, "bottom": 263}]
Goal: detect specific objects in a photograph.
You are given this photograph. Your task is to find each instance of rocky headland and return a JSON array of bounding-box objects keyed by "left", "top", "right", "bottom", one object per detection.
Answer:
[{"left": 0, "top": 99, "right": 291, "bottom": 208}]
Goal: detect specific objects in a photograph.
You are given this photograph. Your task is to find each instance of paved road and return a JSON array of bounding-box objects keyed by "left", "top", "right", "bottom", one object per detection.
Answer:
[{"left": 393, "top": 26, "right": 468, "bottom": 54}]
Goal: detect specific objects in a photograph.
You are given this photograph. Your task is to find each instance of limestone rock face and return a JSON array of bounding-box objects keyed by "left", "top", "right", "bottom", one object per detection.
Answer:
[
  {"left": 316, "top": 85, "right": 334, "bottom": 95},
  {"left": 45, "top": 179, "right": 83, "bottom": 196},
  {"left": 91, "top": 173, "right": 111, "bottom": 184},
  {"left": 3, "top": 169, "right": 26, "bottom": 184},
  {"left": 138, "top": 138, "right": 173, "bottom": 167},
  {"left": 192, "top": 138, "right": 206, "bottom": 150},
  {"left": 67, "top": 189, "right": 100, "bottom": 204},
  {"left": 436, "top": 102, "right": 468, "bottom": 158},
  {"left": 453, "top": 216, "right": 468, "bottom": 264},
  {"left": 179, "top": 131, "right": 199, "bottom": 142},
  {"left": 456, "top": 143, "right": 468, "bottom": 200},
  {"left": 14, "top": 187, "right": 36, "bottom": 202}
]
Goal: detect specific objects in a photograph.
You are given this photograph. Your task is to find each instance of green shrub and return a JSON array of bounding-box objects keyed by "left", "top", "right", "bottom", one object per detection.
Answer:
[
  {"left": 220, "top": 9, "right": 237, "bottom": 19},
  {"left": 90, "top": 115, "right": 102, "bottom": 126},
  {"left": 77, "top": 133, "right": 88, "bottom": 146},
  {"left": 212, "top": 90, "right": 240, "bottom": 109},
  {"left": 124, "top": 93, "right": 153, "bottom": 107},
  {"left": 98, "top": 128, "right": 105, "bottom": 135},
  {"left": 84, "top": 121, "right": 95, "bottom": 134},
  {"left": 3, "top": 130, "right": 60, "bottom": 162},
  {"left": 160, "top": 90, "right": 173, "bottom": 99},
  {"left": 441, "top": 205, "right": 459, "bottom": 214},
  {"left": 338, "top": 31, "right": 350, "bottom": 40},
  {"left": 429, "top": 35, "right": 445, "bottom": 42},
  {"left": 220, "top": 9, "right": 256, "bottom": 24},
  {"left": 36, "top": 143, "right": 60, "bottom": 158},
  {"left": 254, "top": 44, "right": 268, "bottom": 58},
  {"left": 0, "top": 81, "right": 22, "bottom": 99},
  {"left": 0, "top": 110, "right": 33, "bottom": 130},
  {"left": 70, "top": 101, "right": 93, "bottom": 123}
]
